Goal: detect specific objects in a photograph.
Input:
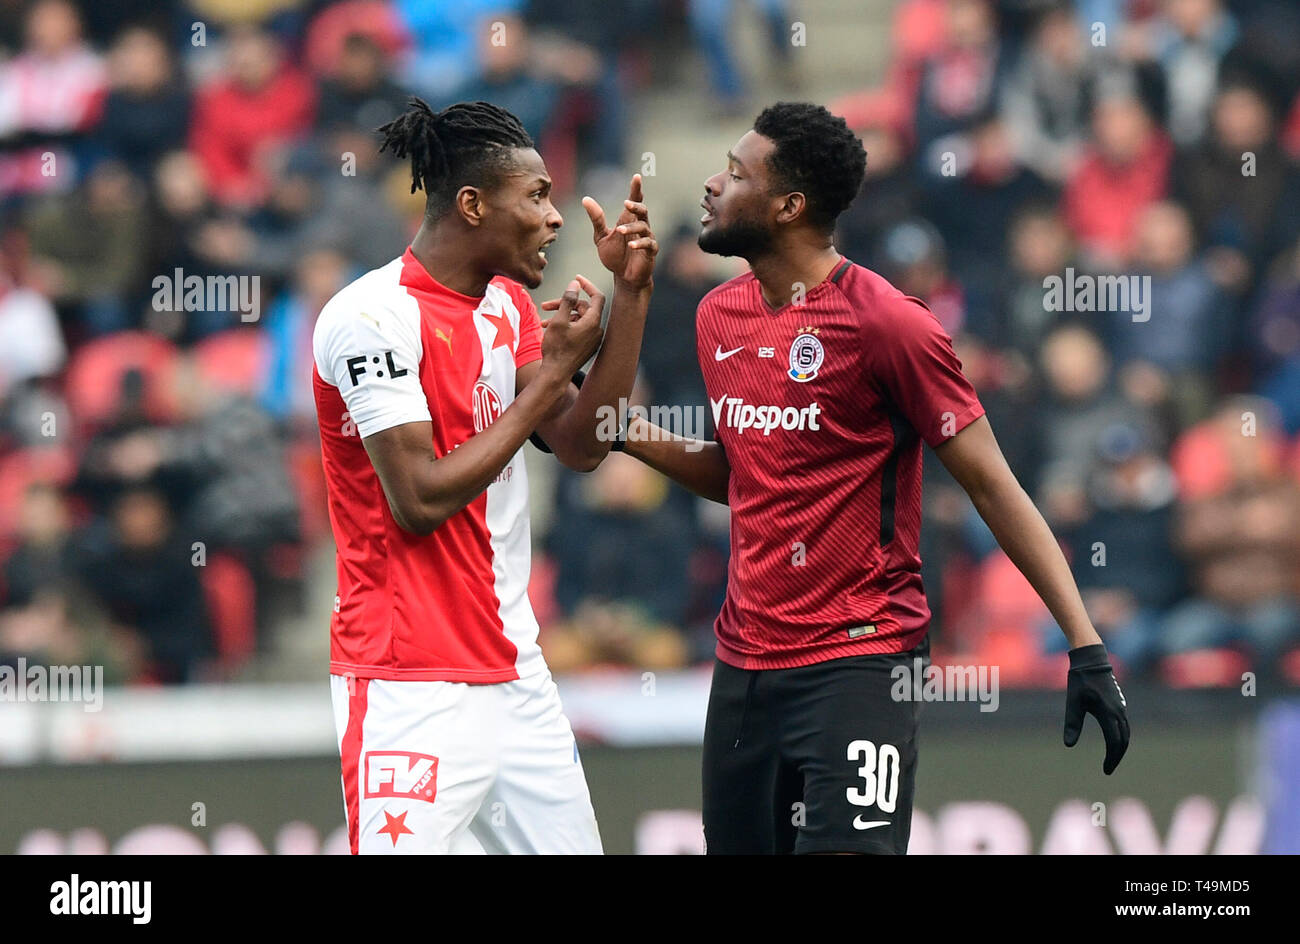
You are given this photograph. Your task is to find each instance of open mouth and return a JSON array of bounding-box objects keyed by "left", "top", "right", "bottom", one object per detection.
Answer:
[
  {"left": 700, "top": 199, "right": 715, "bottom": 225},
  {"left": 537, "top": 238, "right": 556, "bottom": 266}
]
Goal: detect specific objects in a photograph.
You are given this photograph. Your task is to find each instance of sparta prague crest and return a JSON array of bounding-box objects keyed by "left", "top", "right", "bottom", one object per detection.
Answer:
[{"left": 788, "top": 326, "right": 823, "bottom": 382}]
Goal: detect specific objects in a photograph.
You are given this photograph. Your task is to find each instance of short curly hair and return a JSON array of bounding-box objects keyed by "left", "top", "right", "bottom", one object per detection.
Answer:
[{"left": 752, "top": 102, "right": 866, "bottom": 231}]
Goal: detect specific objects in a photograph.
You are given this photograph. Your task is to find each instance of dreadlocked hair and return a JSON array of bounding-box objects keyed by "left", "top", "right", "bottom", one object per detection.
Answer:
[{"left": 377, "top": 97, "right": 534, "bottom": 219}]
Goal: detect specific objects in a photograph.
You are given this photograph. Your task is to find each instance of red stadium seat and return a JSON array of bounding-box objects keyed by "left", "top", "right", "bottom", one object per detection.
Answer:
[
  {"left": 193, "top": 329, "right": 269, "bottom": 398},
  {"left": 62, "top": 332, "right": 181, "bottom": 434},
  {"left": 303, "top": 0, "right": 409, "bottom": 78},
  {"left": 942, "top": 550, "right": 1077, "bottom": 687},
  {"left": 935, "top": 552, "right": 980, "bottom": 648},
  {"left": 0, "top": 446, "right": 77, "bottom": 547},
  {"left": 287, "top": 439, "right": 330, "bottom": 542},
  {"left": 973, "top": 627, "right": 1043, "bottom": 686},
  {"left": 528, "top": 553, "right": 560, "bottom": 630},
  {"left": 1283, "top": 647, "right": 1300, "bottom": 685},
  {"left": 1170, "top": 419, "right": 1286, "bottom": 501},
  {"left": 1158, "top": 648, "right": 1251, "bottom": 688},
  {"left": 200, "top": 551, "right": 257, "bottom": 672}
]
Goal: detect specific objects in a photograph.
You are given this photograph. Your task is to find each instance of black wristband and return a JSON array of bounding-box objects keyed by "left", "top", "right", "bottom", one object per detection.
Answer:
[
  {"left": 527, "top": 369, "right": 591, "bottom": 454},
  {"left": 1068, "top": 643, "right": 1110, "bottom": 669}
]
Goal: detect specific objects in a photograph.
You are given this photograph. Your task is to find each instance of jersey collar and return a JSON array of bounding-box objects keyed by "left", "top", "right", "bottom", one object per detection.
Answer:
[
  {"left": 756, "top": 255, "right": 849, "bottom": 314},
  {"left": 399, "top": 247, "right": 490, "bottom": 304}
]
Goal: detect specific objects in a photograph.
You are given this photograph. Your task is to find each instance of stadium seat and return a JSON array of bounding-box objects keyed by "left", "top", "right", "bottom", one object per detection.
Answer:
[
  {"left": 199, "top": 551, "right": 257, "bottom": 673},
  {"left": 193, "top": 328, "right": 269, "bottom": 398},
  {"left": 973, "top": 627, "right": 1043, "bottom": 687},
  {"left": 1158, "top": 648, "right": 1252, "bottom": 688},
  {"left": 1283, "top": 647, "right": 1300, "bottom": 685},
  {"left": 303, "top": 0, "right": 409, "bottom": 78},
  {"left": 287, "top": 440, "right": 330, "bottom": 542},
  {"left": 62, "top": 332, "right": 181, "bottom": 434},
  {"left": 961, "top": 550, "right": 1053, "bottom": 685},
  {"left": 1170, "top": 419, "right": 1286, "bottom": 501},
  {"left": 0, "top": 446, "right": 78, "bottom": 547},
  {"left": 528, "top": 553, "right": 560, "bottom": 630}
]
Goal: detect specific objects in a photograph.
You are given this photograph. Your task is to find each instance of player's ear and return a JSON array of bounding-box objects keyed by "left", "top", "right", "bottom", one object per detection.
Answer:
[
  {"left": 455, "top": 185, "right": 485, "bottom": 227},
  {"left": 776, "top": 191, "right": 807, "bottom": 225}
]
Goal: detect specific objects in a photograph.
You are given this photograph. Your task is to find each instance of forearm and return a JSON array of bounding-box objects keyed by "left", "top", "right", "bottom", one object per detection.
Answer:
[
  {"left": 969, "top": 476, "right": 1102, "bottom": 649},
  {"left": 376, "top": 375, "right": 565, "bottom": 533},
  {"left": 547, "top": 279, "right": 651, "bottom": 469},
  {"left": 622, "top": 414, "right": 730, "bottom": 504}
]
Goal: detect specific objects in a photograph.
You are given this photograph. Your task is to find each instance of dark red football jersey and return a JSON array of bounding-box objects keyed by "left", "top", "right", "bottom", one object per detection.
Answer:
[{"left": 696, "top": 257, "right": 985, "bottom": 669}]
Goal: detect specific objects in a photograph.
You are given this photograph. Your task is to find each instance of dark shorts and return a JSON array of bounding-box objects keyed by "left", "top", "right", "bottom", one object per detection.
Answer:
[{"left": 702, "top": 634, "right": 929, "bottom": 855}]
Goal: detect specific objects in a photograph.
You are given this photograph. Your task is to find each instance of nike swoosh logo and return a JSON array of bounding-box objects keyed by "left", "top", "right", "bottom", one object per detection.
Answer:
[
  {"left": 852, "top": 817, "right": 890, "bottom": 831},
  {"left": 715, "top": 345, "right": 743, "bottom": 361}
]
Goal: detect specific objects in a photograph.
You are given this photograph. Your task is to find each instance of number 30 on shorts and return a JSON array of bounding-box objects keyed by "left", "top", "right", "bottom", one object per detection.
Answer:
[{"left": 846, "top": 739, "right": 900, "bottom": 814}]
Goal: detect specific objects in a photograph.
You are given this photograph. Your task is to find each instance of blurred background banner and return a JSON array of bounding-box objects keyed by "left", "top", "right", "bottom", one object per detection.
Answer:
[
  {"left": 0, "top": 677, "right": 1284, "bottom": 854},
  {"left": 1, "top": 0, "right": 1300, "bottom": 852}
]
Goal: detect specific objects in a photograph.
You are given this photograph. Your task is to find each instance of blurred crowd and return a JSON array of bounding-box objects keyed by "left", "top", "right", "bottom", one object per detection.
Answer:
[{"left": 0, "top": 0, "right": 1297, "bottom": 688}]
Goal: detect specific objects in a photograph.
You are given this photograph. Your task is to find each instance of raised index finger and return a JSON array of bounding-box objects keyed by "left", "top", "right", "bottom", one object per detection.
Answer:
[{"left": 628, "top": 173, "right": 643, "bottom": 204}]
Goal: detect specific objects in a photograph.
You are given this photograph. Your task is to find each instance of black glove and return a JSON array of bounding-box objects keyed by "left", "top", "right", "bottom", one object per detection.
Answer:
[
  {"left": 528, "top": 369, "right": 625, "bottom": 454},
  {"left": 1063, "top": 644, "right": 1130, "bottom": 775}
]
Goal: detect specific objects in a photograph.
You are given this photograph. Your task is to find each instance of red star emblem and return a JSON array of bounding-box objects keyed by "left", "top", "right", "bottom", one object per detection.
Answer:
[
  {"left": 377, "top": 809, "right": 414, "bottom": 846},
  {"left": 481, "top": 310, "right": 515, "bottom": 350}
]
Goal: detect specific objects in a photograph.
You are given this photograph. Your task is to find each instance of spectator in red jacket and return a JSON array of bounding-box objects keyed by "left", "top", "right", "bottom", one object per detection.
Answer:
[
  {"left": 188, "top": 25, "right": 316, "bottom": 210},
  {"left": 1063, "top": 85, "right": 1173, "bottom": 269}
]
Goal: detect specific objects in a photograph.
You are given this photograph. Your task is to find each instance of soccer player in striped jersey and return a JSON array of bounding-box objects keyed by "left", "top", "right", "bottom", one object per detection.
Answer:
[
  {"left": 622, "top": 102, "right": 1129, "bottom": 854},
  {"left": 313, "top": 99, "right": 657, "bottom": 854}
]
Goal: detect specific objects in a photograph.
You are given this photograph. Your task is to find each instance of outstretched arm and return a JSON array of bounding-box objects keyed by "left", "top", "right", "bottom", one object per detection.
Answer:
[
  {"left": 934, "top": 415, "right": 1130, "bottom": 775},
  {"left": 934, "top": 416, "right": 1100, "bottom": 649},
  {"left": 621, "top": 414, "right": 731, "bottom": 504}
]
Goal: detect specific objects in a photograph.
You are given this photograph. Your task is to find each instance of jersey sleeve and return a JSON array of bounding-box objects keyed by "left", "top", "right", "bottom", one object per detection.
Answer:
[
  {"left": 512, "top": 287, "right": 543, "bottom": 368},
  {"left": 313, "top": 299, "right": 431, "bottom": 439},
  {"left": 868, "top": 294, "right": 985, "bottom": 448}
]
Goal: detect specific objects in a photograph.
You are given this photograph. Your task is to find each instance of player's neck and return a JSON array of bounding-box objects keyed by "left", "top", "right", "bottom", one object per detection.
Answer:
[
  {"left": 749, "top": 243, "right": 843, "bottom": 309},
  {"left": 410, "top": 225, "right": 491, "bottom": 298}
]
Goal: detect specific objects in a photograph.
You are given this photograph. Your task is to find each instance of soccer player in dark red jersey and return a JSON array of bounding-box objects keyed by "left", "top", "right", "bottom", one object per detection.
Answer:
[
  {"left": 622, "top": 102, "right": 1129, "bottom": 854},
  {"left": 313, "top": 99, "right": 657, "bottom": 853}
]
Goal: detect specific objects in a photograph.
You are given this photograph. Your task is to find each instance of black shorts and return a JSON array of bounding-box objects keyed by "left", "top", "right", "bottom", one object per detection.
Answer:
[{"left": 702, "top": 634, "right": 929, "bottom": 855}]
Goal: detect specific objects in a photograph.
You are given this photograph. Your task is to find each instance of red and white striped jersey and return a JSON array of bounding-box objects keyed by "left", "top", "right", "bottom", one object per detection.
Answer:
[{"left": 312, "top": 248, "right": 545, "bottom": 683}]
